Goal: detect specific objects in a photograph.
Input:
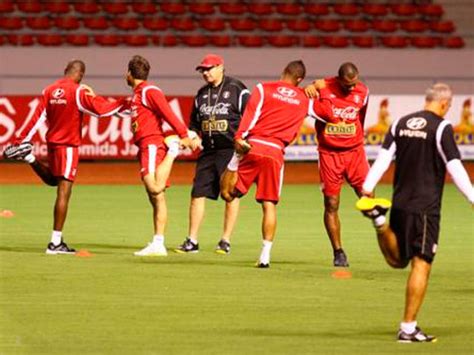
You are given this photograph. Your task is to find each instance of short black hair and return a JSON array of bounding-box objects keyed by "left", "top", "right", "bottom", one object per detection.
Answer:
[
  {"left": 283, "top": 60, "right": 306, "bottom": 81},
  {"left": 128, "top": 55, "right": 150, "bottom": 80},
  {"left": 64, "top": 60, "right": 85, "bottom": 75},
  {"left": 338, "top": 62, "right": 359, "bottom": 80}
]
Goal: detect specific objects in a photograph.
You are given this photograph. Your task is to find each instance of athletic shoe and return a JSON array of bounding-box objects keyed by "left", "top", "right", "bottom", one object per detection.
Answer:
[
  {"left": 3, "top": 142, "right": 33, "bottom": 160},
  {"left": 256, "top": 262, "right": 270, "bottom": 268},
  {"left": 333, "top": 249, "right": 349, "bottom": 267},
  {"left": 134, "top": 242, "right": 168, "bottom": 256},
  {"left": 174, "top": 238, "right": 199, "bottom": 253},
  {"left": 356, "top": 197, "right": 392, "bottom": 219},
  {"left": 397, "top": 327, "right": 437, "bottom": 343},
  {"left": 215, "top": 240, "right": 231, "bottom": 254},
  {"left": 45, "top": 240, "right": 76, "bottom": 255},
  {"left": 164, "top": 135, "right": 180, "bottom": 157}
]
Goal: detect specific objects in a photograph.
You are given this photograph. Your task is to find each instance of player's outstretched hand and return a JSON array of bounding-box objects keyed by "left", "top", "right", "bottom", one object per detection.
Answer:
[
  {"left": 80, "top": 84, "right": 96, "bottom": 96},
  {"left": 235, "top": 138, "right": 251, "bottom": 155},
  {"left": 304, "top": 84, "right": 319, "bottom": 98}
]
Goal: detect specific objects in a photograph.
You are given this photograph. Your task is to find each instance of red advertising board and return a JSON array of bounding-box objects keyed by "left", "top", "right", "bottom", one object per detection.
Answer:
[{"left": 0, "top": 95, "right": 195, "bottom": 160}]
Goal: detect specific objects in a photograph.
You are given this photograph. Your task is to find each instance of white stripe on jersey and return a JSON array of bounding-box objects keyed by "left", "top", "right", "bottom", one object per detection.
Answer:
[
  {"left": 238, "top": 89, "right": 250, "bottom": 113},
  {"left": 248, "top": 138, "right": 281, "bottom": 150},
  {"left": 435, "top": 120, "right": 451, "bottom": 164},
  {"left": 142, "top": 86, "right": 162, "bottom": 108},
  {"left": 148, "top": 144, "right": 157, "bottom": 175},
  {"left": 76, "top": 87, "right": 98, "bottom": 117},
  {"left": 64, "top": 147, "right": 73, "bottom": 179},
  {"left": 22, "top": 109, "right": 47, "bottom": 142},
  {"left": 242, "top": 83, "right": 264, "bottom": 139},
  {"left": 307, "top": 98, "right": 327, "bottom": 123}
]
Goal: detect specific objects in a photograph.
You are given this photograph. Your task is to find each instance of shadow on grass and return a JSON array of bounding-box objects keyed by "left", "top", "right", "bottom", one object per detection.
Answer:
[{"left": 0, "top": 246, "right": 43, "bottom": 254}]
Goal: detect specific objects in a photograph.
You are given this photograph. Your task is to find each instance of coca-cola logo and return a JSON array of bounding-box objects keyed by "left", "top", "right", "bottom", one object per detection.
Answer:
[
  {"left": 333, "top": 106, "right": 359, "bottom": 121},
  {"left": 277, "top": 87, "right": 297, "bottom": 98},
  {"left": 52, "top": 88, "right": 65, "bottom": 99}
]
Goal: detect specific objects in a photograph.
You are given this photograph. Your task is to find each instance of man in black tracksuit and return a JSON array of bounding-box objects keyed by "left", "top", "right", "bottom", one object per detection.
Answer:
[{"left": 175, "top": 54, "right": 249, "bottom": 254}]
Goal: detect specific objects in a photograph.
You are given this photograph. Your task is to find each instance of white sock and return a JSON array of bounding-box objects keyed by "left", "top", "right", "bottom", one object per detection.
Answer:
[
  {"left": 227, "top": 152, "right": 241, "bottom": 171},
  {"left": 24, "top": 154, "right": 36, "bottom": 164},
  {"left": 51, "top": 230, "right": 62, "bottom": 246},
  {"left": 400, "top": 321, "right": 417, "bottom": 334},
  {"left": 188, "top": 237, "right": 198, "bottom": 245},
  {"left": 374, "top": 215, "right": 386, "bottom": 228},
  {"left": 153, "top": 235, "right": 164, "bottom": 245},
  {"left": 259, "top": 240, "right": 273, "bottom": 264}
]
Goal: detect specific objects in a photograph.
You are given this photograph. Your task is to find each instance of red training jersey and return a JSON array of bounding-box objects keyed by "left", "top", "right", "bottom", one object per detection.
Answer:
[
  {"left": 130, "top": 81, "right": 188, "bottom": 146},
  {"left": 235, "top": 81, "right": 313, "bottom": 150},
  {"left": 17, "top": 77, "right": 124, "bottom": 147},
  {"left": 315, "top": 77, "right": 369, "bottom": 152}
]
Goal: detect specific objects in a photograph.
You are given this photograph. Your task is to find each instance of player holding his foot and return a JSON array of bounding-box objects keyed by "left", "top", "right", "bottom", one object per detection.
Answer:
[
  {"left": 175, "top": 54, "right": 249, "bottom": 255},
  {"left": 3, "top": 60, "right": 126, "bottom": 254},
  {"left": 125, "top": 55, "right": 200, "bottom": 256},
  {"left": 220, "top": 60, "right": 333, "bottom": 268},
  {"left": 357, "top": 83, "right": 474, "bottom": 342},
  {"left": 305, "top": 62, "right": 370, "bottom": 267}
]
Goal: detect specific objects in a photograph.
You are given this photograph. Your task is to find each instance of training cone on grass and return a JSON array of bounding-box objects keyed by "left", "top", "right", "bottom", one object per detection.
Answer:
[
  {"left": 0, "top": 210, "right": 15, "bottom": 218},
  {"left": 76, "top": 249, "right": 93, "bottom": 257},
  {"left": 331, "top": 270, "right": 352, "bottom": 279}
]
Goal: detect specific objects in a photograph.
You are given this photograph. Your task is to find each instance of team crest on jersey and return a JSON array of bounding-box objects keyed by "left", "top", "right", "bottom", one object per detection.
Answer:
[{"left": 223, "top": 91, "right": 230, "bottom": 99}]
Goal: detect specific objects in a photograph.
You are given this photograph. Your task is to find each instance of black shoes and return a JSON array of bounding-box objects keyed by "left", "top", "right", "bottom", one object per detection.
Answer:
[
  {"left": 215, "top": 240, "right": 231, "bottom": 254},
  {"left": 174, "top": 238, "right": 199, "bottom": 253},
  {"left": 45, "top": 240, "right": 76, "bottom": 255},
  {"left": 397, "top": 327, "right": 437, "bottom": 343},
  {"left": 3, "top": 142, "right": 33, "bottom": 160},
  {"left": 333, "top": 249, "right": 349, "bottom": 267}
]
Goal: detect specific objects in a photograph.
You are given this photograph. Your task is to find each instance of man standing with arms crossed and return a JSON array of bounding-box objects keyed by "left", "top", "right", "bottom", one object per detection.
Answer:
[
  {"left": 125, "top": 55, "right": 200, "bottom": 257},
  {"left": 3, "top": 60, "right": 125, "bottom": 254},
  {"left": 175, "top": 54, "right": 249, "bottom": 254},
  {"left": 305, "top": 62, "right": 370, "bottom": 267},
  {"left": 221, "top": 60, "right": 333, "bottom": 267},
  {"left": 357, "top": 83, "right": 474, "bottom": 342}
]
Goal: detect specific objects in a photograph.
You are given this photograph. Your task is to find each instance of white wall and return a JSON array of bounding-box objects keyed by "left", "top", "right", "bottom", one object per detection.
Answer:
[{"left": 1, "top": 47, "right": 473, "bottom": 95}]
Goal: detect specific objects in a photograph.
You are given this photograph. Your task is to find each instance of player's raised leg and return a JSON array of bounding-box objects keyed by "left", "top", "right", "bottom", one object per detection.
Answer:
[{"left": 215, "top": 198, "right": 240, "bottom": 254}]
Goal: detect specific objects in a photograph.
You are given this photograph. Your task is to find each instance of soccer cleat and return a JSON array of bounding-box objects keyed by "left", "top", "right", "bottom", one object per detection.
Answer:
[
  {"left": 356, "top": 197, "right": 392, "bottom": 219},
  {"left": 174, "top": 238, "right": 199, "bottom": 253},
  {"left": 3, "top": 142, "right": 33, "bottom": 160},
  {"left": 397, "top": 327, "right": 437, "bottom": 343},
  {"left": 256, "top": 262, "right": 270, "bottom": 268},
  {"left": 134, "top": 242, "right": 168, "bottom": 256},
  {"left": 45, "top": 240, "right": 76, "bottom": 255},
  {"left": 215, "top": 239, "right": 231, "bottom": 254},
  {"left": 333, "top": 249, "right": 349, "bottom": 267}
]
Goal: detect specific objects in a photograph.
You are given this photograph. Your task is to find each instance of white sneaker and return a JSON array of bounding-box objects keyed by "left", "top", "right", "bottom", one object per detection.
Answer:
[
  {"left": 164, "top": 135, "right": 180, "bottom": 157},
  {"left": 134, "top": 242, "right": 168, "bottom": 256}
]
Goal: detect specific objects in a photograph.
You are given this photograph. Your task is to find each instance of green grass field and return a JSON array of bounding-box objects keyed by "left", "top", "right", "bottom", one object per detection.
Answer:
[{"left": 0, "top": 184, "right": 472, "bottom": 354}]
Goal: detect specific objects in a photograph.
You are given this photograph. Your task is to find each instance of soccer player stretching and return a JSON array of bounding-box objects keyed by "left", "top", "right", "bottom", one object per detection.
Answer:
[
  {"left": 221, "top": 60, "right": 332, "bottom": 267},
  {"left": 305, "top": 62, "right": 370, "bottom": 267},
  {"left": 125, "top": 55, "right": 200, "bottom": 256},
  {"left": 357, "top": 83, "right": 474, "bottom": 342},
  {"left": 3, "top": 60, "right": 125, "bottom": 254}
]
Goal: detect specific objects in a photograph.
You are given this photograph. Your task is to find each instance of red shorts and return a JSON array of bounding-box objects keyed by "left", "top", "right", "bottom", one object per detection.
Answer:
[
  {"left": 318, "top": 146, "right": 369, "bottom": 196},
  {"left": 48, "top": 146, "right": 79, "bottom": 181},
  {"left": 137, "top": 138, "right": 167, "bottom": 178},
  {"left": 235, "top": 142, "right": 284, "bottom": 203}
]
